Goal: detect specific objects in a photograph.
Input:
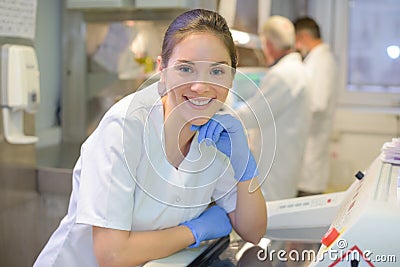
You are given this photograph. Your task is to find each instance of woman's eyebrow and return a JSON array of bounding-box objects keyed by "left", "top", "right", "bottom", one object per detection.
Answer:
[
  {"left": 175, "top": 60, "right": 195, "bottom": 65},
  {"left": 211, "top": 61, "right": 230, "bottom": 66},
  {"left": 174, "top": 60, "right": 230, "bottom": 66}
]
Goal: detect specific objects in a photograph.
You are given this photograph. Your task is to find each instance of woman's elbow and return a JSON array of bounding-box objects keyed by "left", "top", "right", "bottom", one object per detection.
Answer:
[
  {"left": 95, "top": 252, "right": 118, "bottom": 267},
  {"left": 93, "top": 226, "right": 147, "bottom": 267},
  {"left": 94, "top": 247, "right": 125, "bottom": 267},
  {"left": 93, "top": 238, "right": 146, "bottom": 267},
  {"left": 243, "top": 228, "right": 266, "bottom": 245},
  {"left": 238, "top": 220, "right": 267, "bottom": 245},
  {"left": 95, "top": 251, "right": 146, "bottom": 267},
  {"left": 244, "top": 236, "right": 262, "bottom": 245}
]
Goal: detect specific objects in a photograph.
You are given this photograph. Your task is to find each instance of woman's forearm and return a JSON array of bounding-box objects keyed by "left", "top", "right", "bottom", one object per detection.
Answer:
[
  {"left": 230, "top": 178, "right": 267, "bottom": 244},
  {"left": 93, "top": 225, "right": 194, "bottom": 267}
]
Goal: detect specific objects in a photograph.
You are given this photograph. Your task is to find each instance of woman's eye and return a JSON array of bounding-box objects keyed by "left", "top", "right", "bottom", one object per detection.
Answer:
[
  {"left": 210, "top": 68, "right": 225, "bottom": 76},
  {"left": 178, "top": 65, "right": 193, "bottom": 73}
]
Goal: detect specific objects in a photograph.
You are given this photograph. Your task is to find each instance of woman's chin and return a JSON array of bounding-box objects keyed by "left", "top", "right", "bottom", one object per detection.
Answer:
[{"left": 190, "top": 118, "right": 211, "bottom": 126}]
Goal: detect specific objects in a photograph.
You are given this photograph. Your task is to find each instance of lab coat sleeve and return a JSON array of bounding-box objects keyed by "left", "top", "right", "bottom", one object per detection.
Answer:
[
  {"left": 76, "top": 112, "right": 142, "bottom": 231},
  {"left": 236, "top": 73, "right": 294, "bottom": 130},
  {"left": 213, "top": 160, "right": 237, "bottom": 213}
]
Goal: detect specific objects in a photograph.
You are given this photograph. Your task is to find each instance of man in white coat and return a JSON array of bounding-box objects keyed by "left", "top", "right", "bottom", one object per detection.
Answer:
[
  {"left": 294, "top": 17, "right": 338, "bottom": 196},
  {"left": 235, "top": 16, "right": 310, "bottom": 201}
]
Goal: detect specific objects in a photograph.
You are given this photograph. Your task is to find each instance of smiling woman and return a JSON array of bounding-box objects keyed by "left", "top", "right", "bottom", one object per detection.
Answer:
[{"left": 33, "top": 9, "right": 267, "bottom": 267}]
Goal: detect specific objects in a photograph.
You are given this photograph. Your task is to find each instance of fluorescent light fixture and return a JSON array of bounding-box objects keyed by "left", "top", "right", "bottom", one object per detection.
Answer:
[
  {"left": 231, "top": 29, "right": 250, "bottom": 45},
  {"left": 230, "top": 29, "right": 261, "bottom": 49}
]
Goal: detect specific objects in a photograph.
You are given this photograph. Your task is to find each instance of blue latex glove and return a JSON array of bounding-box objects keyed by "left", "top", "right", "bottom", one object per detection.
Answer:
[
  {"left": 191, "top": 114, "right": 258, "bottom": 182},
  {"left": 181, "top": 205, "right": 232, "bottom": 248}
]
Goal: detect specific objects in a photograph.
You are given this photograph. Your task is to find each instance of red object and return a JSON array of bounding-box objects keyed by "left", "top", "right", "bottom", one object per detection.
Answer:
[{"left": 321, "top": 227, "right": 340, "bottom": 247}]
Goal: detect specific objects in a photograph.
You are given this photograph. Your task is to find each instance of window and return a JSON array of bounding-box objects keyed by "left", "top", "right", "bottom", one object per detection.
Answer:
[{"left": 347, "top": 0, "right": 400, "bottom": 93}]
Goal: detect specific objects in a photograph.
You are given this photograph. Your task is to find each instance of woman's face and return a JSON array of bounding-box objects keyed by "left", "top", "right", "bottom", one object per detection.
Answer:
[{"left": 161, "top": 33, "right": 233, "bottom": 126}]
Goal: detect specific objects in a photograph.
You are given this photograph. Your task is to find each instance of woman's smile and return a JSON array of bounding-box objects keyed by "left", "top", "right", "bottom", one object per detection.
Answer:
[{"left": 186, "top": 97, "right": 213, "bottom": 106}]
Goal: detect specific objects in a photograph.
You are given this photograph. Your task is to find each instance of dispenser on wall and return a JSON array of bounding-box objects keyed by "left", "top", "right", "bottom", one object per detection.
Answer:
[{"left": 0, "top": 44, "right": 40, "bottom": 144}]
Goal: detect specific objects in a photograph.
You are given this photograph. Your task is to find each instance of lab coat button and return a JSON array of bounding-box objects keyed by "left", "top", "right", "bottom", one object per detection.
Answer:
[{"left": 176, "top": 196, "right": 181, "bottom": 202}]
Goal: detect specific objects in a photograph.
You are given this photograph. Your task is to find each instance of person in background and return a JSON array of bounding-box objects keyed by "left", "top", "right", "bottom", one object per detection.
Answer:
[
  {"left": 294, "top": 17, "right": 338, "bottom": 197},
  {"left": 235, "top": 16, "right": 311, "bottom": 201},
  {"left": 33, "top": 9, "right": 266, "bottom": 267}
]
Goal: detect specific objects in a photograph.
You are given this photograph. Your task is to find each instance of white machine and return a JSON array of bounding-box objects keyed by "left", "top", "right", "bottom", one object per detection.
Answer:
[
  {"left": 266, "top": 138, "right": 400, "bottom": 266},
  {"left": 0, "top": 44, "right": 40, "bottom": 144},
  {"left": 311, "top": 140, "right": 400, "bottom": 266},
  {"left": 266, "top": 191, "right": 345, "bottom": 243}
]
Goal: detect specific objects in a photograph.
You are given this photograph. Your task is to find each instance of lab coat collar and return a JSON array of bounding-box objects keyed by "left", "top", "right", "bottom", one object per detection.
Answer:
[
  {"left": 304, "top": 43, "right": 330, "bottom": 61},
  {"left": 268, "top": 52, "right": 301, "bottom": 68}
]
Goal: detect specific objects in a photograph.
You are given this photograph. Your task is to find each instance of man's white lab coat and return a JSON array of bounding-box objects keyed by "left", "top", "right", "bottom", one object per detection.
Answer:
[
  {"left": 236, "top": 52, "right": 311, "bottom": 201},
  {"left": 297, "top": 43, "right": 338, "bottom": 193}
]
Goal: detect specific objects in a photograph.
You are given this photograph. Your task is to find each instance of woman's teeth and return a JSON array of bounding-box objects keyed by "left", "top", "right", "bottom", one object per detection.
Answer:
[{"left": 187, "top": 98, "right": 212, "bottom": 106}]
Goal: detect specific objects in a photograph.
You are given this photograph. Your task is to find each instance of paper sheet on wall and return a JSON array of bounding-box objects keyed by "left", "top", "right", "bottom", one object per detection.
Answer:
[
  {"left": 93, "top": 23, "right": 133, "bottom": 73},
  {"left": 0, "top": 0, "right": 37, "bottom": 39}
]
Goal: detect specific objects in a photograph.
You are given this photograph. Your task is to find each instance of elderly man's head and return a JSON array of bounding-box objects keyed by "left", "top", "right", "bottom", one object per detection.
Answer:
[{"left": 260, "top": 16, "right": 295, "bottom": 65}]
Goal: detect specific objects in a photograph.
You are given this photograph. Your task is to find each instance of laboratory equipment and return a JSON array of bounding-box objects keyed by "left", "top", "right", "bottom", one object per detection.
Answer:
[
  {"left": 309, "top": 140, "right": 400, "bottom": 266},
  {"left": 266, "top": 191, "right": 345, "bottom": 242},
  {"left": 266, "top": 137, "right": 400, "bottom": 266},
  {"left": 1, "top": 44, "right": 40, "bottom": 144}
]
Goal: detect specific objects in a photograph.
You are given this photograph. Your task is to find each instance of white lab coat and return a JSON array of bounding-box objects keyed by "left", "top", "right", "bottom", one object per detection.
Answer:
[
  {"left": 236, "top": 52, "right": 310, "bottom": 201},
  {"left": 297, "top": 43, "right": 338, "bottom": 193},
  {"left": 33, "top": 83, "right": 237, "bottom": 267}
]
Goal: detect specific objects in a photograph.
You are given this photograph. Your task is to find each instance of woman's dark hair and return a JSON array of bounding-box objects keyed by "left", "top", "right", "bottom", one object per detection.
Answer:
[{"left": 161, "top": 9, "right": 237, "bottom": 69}]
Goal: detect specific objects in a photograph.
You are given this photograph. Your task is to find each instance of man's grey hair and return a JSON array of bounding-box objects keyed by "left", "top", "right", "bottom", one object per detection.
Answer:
[{"left": 261, "top": 16, "right": 295, "bottom": 50}]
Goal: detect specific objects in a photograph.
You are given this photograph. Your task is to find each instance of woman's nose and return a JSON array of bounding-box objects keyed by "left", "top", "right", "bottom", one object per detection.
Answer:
[{"left": 190, "top": 82, "right": 210, "bottom": 94}]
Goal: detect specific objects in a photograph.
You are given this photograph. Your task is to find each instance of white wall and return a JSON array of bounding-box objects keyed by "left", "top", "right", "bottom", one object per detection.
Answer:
[
  {"left": 35, "top": 0, "right": 63, "bottom": 147},
  {"left": 328, "top": 110, "right": 399, "bottom": 192}
]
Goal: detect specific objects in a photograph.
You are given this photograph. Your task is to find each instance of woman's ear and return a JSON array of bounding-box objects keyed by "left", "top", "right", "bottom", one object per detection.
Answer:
[
  {"left": 157, "top": 56, "right": 163, "bottom": 72},
  {"left": 157, "top": 56, "right": 167, "bottom": 96}
]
